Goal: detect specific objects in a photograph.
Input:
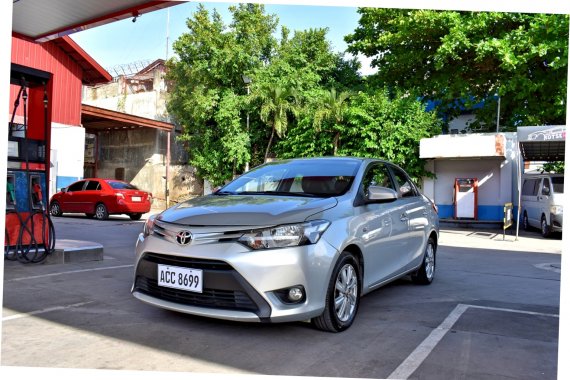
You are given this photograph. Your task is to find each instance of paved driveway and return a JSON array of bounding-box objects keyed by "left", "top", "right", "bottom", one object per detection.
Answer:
[{"left": 1, "top": 214, "right": 563, "bottom": 379}]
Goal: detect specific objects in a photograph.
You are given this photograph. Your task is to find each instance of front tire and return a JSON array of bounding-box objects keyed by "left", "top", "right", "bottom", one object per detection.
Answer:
[
  {"left": 412, "top": 237, "right": 436, "bottom": 285},
  {"left": 312, "top": 251, "right": 361, "bottom": 333},
  {"left": 94, "top": 203, "right": 109, "bottom": 220},
  {"left": 541, "top": 215, "right": 551, "bottom": 238}
]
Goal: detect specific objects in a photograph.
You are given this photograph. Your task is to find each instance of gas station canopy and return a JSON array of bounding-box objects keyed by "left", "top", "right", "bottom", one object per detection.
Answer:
[
  {"left": 12, "top": 0, "right": 184, "bottom": 42},
  {"left": 517, "top": 125, "right": 566, "bottom": 162}
]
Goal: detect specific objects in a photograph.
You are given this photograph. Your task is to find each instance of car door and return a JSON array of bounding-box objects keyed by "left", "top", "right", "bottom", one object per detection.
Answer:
[
  {"left": 538, "top": 177, "right": 552, "bottom": 224},
  {"left": 388, "top": 165, "right": 428, "bottom": 270},
  {"left": 526, "top": 178, "right": 542, "bottom": 227},
  {"left": 354, "top": 162, "right": 403, "bottom": 288},
  {"left": 59, "top": 180, "right": 87, "bottom": 212},
  {"left": 81, "top": 180, "right": 102, "bottom": 214}
]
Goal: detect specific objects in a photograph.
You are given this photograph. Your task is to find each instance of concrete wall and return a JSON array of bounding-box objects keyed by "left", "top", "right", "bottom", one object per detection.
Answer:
[
  {"left": 83, "top": 91, "right": 168, "bottom": 121},
  {"left": 96, "top": 129, "right": 202, "bottom": 208},
  {"left": 51, "top": 122, "right": 85, "bottom": 195}
]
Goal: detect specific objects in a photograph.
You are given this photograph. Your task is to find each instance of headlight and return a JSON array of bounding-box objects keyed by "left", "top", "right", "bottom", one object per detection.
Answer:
[
  {"left": 550, "top": 205, "right": 563, "bottom": 215},
  {"left": 238, "top": 220, "right": 330, "bottom": 250},
  {"left": 143, "top": 214, "right": 157, "bottom": 237}
]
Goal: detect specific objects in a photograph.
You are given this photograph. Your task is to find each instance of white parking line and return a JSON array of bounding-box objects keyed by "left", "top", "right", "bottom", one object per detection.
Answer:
[
  {"left": 5, "top": 264, "right": 134, "bottom": 282},
  {"left": 388, "top": 304, "right": 559, "bottom": 379},
  {"left": 2, "top": 301, "right": 94, "bottom": 322}
]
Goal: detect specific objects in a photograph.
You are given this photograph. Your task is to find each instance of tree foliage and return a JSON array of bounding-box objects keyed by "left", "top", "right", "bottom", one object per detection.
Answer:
[
  {"left": 346, "top": 10, "right": 569, "bottom": 130},
  {"left": 167, "top": 5, "right": 446, "bottom": 185}
]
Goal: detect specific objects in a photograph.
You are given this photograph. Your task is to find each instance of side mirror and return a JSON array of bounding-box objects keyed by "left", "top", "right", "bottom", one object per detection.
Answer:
[
  {"left": 543, "top": 186, "right": 550, "bottom": 196},
  {"left": 60, "top": 188, "right": 67, "bottom": 193},
  {"left": 367, "top": 186, "right": 398, "bottom": 202}
]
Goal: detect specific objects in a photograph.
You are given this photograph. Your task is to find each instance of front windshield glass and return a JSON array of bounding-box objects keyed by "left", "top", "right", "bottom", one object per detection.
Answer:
[{"left": 219, "top": 159, "right": 362, "bottom": 197}]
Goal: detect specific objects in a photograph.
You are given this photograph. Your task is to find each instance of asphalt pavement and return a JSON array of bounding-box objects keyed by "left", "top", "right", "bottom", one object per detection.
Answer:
[{"left": 1, "top": 212, "right": 563, "bottom": 380}]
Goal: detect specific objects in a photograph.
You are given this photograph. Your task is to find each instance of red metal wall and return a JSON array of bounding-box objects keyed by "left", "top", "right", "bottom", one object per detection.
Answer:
[{"left": 10, "top": 36, "right": 83, "bottom": 126}]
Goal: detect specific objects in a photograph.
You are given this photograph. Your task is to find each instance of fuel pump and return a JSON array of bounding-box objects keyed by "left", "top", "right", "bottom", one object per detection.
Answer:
[{"left": 5, "top": 66, "right": 56, "bottom": 263}]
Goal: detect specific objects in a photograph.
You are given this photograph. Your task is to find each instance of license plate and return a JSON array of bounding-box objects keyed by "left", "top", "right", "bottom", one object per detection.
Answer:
[
  {"left": 132, "top": 196, "right": 142, "bottom": 202},
  {"left": 158, "top": 264, "right": 203, "bottom": 293}
]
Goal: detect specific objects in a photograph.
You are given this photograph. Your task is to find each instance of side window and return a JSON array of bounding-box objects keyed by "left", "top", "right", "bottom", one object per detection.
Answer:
[
  {"left": 361, "top": 163, "right": 395, "bottom": 196},
  {"left": 85, "top": 181, "right": 101, "bottom": 191},
  {"left": 391, "top": 167, "right": 418, "bottom": 198},
  {"left": 522, "top": 179, "right": 534, "bottom": 196},
  {"left": 67, "top": 181, "right": 86, "bottom": 192},
  {"left": 532, "top": 179, "right": 541, "bottom": 196},
  {"left": 542, "top": 178, "right": 551, "bottom": 195}
]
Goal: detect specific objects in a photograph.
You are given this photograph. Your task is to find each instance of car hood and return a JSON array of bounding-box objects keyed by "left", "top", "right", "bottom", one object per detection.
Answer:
[{"left": 157, "top": 195, "right": 338, "bottom": 226}]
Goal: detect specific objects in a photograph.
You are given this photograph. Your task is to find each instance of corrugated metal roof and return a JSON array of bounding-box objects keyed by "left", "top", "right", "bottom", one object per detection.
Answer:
[
  {"left": 12, "top": 0, "right": 183, "bottom": 42},
  {"left": 517, "top": 125, "right": 566, "bottom": 162}
]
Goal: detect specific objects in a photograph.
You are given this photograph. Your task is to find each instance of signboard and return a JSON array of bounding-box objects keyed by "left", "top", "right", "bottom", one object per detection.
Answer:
[{"left": 503, "top": 203, "right": 513, "bottom": 240}]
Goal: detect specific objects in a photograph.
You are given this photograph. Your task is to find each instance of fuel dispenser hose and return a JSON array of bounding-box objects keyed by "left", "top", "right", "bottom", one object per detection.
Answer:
[{"left": 5, "top": 210, "right": 55, "bottom": 263}]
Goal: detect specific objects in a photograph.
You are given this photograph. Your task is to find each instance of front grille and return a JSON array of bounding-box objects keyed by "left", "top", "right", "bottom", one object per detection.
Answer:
[
  {"left": 143, "top": 252, "right": 232, "bottom": 270},
  {"left": 135, "top": 276, "right": 257, "bottom": 311},
  {"left": 134, "top": 252, "right": 271, "bottom": 317}
]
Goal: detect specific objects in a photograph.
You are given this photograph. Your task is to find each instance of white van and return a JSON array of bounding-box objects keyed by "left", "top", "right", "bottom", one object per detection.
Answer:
[{"left": 520, "top": 173, "right": 564, "bottom": 237}]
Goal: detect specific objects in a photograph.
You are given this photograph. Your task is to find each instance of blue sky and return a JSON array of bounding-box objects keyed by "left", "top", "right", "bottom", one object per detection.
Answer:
[{"left": 72, "top": 2, "right": 367, "bottom": 73}]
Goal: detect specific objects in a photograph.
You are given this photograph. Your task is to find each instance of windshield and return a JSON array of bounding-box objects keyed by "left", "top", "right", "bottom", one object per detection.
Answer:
[
  {"left": 218, "top": 159, "right": 361, "bottom": 197},
  {"left": 107, "top": 180, "right": 139, "bottom": 190},
  {"left": 552, "top": 177, "right": 564, "bottom": 194}
]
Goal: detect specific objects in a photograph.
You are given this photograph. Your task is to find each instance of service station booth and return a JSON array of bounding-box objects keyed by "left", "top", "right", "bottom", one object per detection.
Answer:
[
  {"left": 4, "top": 1, "right": 181, "bottom": 263},
  {"left": 420, "top": 126, "right": 566, "bottom": 233}
]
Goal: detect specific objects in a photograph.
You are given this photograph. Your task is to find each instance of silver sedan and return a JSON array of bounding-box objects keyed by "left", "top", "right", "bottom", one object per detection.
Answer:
[{"left": 131, "top": 157, "right": 439, "bottom": 332}]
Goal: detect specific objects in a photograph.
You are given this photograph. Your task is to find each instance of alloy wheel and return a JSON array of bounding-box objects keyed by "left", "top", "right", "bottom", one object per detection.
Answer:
[
  {"left": 424, "top": 243, "right": 435, "bottom": 280},
  {"left": 334, "top": 263, "right": 358, "bottom": 322}
]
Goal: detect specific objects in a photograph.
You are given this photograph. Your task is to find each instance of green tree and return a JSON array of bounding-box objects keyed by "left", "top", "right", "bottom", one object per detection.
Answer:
[
  {"left": 313, "top": 88, "right": 351, "bottom": 155},
  {"left": 278, "top": 88, "right": 442, "bottom": 181},
  {"left": 257, "top": 85, "right": 299, "bottom": 160},
  {"left": 166, "top": 4, "right": 278, "bottom": 185},
  {"left": 542, "top": 161, "right": 565, "bottom": 173},
  {"left": 346, "top": 10, "right": 568, "bottom": 130}
]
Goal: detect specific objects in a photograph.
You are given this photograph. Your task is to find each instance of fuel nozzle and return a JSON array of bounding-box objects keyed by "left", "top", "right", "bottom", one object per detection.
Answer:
[
  {"left": 32, "top": 180, "right": 44, "bottom": 209},
  {"left": 7, "top": 180, "right": 16, "bottom": 206}
]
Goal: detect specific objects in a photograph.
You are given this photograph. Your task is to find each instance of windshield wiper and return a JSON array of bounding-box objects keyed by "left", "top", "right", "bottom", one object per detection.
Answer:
[
  {"left": 213, "top": 190, "right": 237, "bottom": 195},
  {"left": 235, "top": 191, "right": 324, "bottom": 198}
]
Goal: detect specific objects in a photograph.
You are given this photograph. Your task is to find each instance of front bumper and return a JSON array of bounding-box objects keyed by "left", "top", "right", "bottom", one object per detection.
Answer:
[
  {"left": 551, "top": 213, "right": 563, "bottom": 232},
  {"left": 131, "top": 228, "right": 338, "bottom": 323}
]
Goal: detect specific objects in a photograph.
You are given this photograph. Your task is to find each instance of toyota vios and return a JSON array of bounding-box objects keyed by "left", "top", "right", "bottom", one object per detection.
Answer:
[{"left": 132, "top": 157, "right": 439, "bottom": 332}]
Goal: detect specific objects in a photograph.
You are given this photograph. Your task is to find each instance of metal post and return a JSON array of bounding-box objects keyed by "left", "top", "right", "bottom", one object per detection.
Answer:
[
  {"left": 245, "top": 84, "right": 250, "bottom": 172},
  {"left": 242, "top": 75, "right": 252, "bottom": 173},
  {"left": 165, "top": 131, "right": 170, "bottom": 209},
  {"left": 496, "top": 95, "right": 500, "bottom": 133}
]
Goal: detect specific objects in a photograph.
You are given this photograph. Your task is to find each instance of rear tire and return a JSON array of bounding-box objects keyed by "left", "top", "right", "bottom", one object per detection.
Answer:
[
  {"left": 49, "top": 201, "right": 62, "bottom": 217},
  {"left": 412, "top": 237, "right": 436, "bottom": 285},
  {"left": 94, "top": 203, "right": 109, "bottom": 220},
  {"left": 522, "top": 212, "right": 530, "bottom": 231},
  {"left": 312, "top": 251, "right": 361, "bottom": 333}
]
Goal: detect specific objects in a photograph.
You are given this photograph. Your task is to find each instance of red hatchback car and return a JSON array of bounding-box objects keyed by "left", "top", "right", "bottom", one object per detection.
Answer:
[{"left": 49, "top": 178, "right": 152, "bottom": 220}]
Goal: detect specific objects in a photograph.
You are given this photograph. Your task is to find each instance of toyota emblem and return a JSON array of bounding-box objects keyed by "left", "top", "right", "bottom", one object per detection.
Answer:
[{"left": 176, "top": 230, "right": 193, "bottom": 245}]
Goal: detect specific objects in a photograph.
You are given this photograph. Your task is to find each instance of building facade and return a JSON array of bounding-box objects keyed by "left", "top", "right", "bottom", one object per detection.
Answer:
[{"left": 82, "top": 60, "right": 202, "bottom": 208}]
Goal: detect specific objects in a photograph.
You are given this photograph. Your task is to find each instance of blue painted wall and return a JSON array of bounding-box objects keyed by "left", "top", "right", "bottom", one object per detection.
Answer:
[{"left": 437, "top": 204, "right": 518, "bottom": 222}]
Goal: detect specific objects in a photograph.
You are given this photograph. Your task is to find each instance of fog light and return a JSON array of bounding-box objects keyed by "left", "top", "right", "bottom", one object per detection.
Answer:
[{"left": 288, "top": 287, "right": 304, "bottom": 302}]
